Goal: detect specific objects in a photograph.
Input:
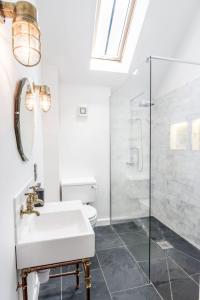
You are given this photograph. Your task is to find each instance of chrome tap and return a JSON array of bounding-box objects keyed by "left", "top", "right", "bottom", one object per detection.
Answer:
[{"left": 20, "top": 192, "right": 40, "bottom": 217}]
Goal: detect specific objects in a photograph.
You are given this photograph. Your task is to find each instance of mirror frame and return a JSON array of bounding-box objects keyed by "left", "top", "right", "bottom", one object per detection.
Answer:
[{"left": 14, "top": 78, "right": 35, "bottom": 161}]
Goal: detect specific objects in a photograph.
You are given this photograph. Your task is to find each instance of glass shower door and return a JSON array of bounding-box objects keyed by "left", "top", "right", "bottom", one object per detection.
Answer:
[
  {"left": 149, "top": 56, "right": 200, "bottom": 300},
  {"left": 110, "top": 60, "right": 151, "bottom": 278}
]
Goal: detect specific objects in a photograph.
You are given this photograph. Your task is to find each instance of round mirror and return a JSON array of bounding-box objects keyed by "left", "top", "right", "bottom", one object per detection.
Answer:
[{"left": 14, "top": 78, "right": 35, "bottom": 161}]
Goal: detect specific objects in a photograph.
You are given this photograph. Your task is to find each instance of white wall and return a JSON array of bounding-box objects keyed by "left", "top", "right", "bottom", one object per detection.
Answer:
[
  {"left": 60, "top": 84, "right": 111, "bottom": 223},
  {"left": 42, "top": 65, "right": 60, "bottom": 202},
  {"left": 0, "top": 1, "right": 43, "bottom": 299},
  {"left": 157, "top": 5, "right": 200, "bottom": 97}
]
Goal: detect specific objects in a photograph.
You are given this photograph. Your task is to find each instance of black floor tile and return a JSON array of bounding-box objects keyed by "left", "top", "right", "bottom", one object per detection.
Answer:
[
  {"left": 169, "top": 258, "right": 200, "bottom": 300},
  {"left": 97, "top": 247, "right": 148, "bottom": 293},
  {"left": 112, "top": 221, "right": 142, "bottom": 234},
  {"left": 112, "top": 285, "right": 162, "bottom": 300},
  {"left": 140, "top": 258, "right": 168, "bottom": 283},
  {"left": 167, "top": 248, "right": 200, "bottom": 275},
  {"left": 95, "top": 225, "right": 123, "bottom": 250},
  {"left": 191, "top": 273, "right": 200, "bottom": 285},
  {"left": 39, "top": 221, "right": 200, "bottom": 300},
  {"left": 170, "top": 277, "right": 200, "bottom": 300},
  {"left": 169, "top": 238, "right": 200, "bottom": 261},
  {"left": 119, "top": 231, "right": 149, "bottom": 246},
  {"left": 39, "top": 277, "right": 61, "bottom": 300},
  {"left": 140, "top": 257, "right": 200, "bottom": 300},
  {"left": 62, "top": 268, "right": 111, "bottom": 300},
  {"left": 140, "top": 258, "right": 171, "bottom": 300},
  {"left": 150, "top": 220, "right": 180, "bottom": 242},
  {"left": 126, "top": 241, "right": 165, "bottom": 262}
]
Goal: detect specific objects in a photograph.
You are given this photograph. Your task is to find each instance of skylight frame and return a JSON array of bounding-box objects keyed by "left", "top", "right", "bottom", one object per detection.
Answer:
[{"left": 92, "top": 0, "right": 137, "bottom": 62}]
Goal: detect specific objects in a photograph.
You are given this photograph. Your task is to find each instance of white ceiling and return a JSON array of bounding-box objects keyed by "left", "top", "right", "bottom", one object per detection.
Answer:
[{"left": 38, "top": 0, "right": 200, "bottom": 91}]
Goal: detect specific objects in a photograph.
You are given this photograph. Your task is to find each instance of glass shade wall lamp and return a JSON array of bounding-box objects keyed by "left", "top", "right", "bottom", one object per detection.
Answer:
[
  {"left": 25, "top": 83, "right": 52, "bottom": 112},
  {"left": 0, "top": 1, "right": 41, "bottom": 66}
]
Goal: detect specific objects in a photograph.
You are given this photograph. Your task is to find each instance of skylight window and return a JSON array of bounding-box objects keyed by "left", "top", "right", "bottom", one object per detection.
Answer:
[{"left": 92, "top": 0, "right": 136, "bottom": 62}]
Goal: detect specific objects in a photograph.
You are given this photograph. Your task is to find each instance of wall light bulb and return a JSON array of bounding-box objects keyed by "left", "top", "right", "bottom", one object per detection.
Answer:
[
  {"left": 25, "top": 88, "right": 34, "bottom": 111},
  {"left": 32, "top": 84, "right": 52, "bottom": 112}
]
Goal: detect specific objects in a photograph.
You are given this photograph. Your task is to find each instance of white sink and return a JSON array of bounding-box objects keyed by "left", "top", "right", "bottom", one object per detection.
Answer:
[{"left": 16, "top": 201, "right": 95, "bottom": 269}]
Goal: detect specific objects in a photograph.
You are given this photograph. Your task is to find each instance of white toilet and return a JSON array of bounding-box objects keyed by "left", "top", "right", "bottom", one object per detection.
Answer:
[{"left": 61, "top": 177, "right": 97, "bottom": 227}]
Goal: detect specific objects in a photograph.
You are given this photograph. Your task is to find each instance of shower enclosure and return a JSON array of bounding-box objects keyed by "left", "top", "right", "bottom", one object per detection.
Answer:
[{"left": 110, "top": 56, "right": 200, "bottom": 299}]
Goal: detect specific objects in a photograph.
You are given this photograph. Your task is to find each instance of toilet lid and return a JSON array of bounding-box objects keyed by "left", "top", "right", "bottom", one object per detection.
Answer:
[{"left": 83, "top": 205, "right": 97, "bottom": 220}]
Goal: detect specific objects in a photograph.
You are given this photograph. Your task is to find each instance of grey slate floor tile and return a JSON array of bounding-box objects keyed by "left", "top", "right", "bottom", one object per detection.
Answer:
[
  {"left": 95, "top": 225, "right": 123, "bottom": 250},
  {"left": 39, "top": 277, "right": 61, "bottom": 300},
  {"left": 167, "top": 248, "right": 200, "bottom": 275},
  {"left": 140, "top": 257, "right": 200, "bottom": 300},
  {"left": 119, "top": 230, "right": 149, "bottom": 246},
  {"left": 39, "top": 219, "right": 200, "bottom": 300},
  {"left": 169, "top": 237, "right": 200, "bottom": 261},
  {"left": 126, "top": 241, "right": 165, "bottom": 262},
  {"left": 97, "top": 247, "right": 148, "bottom": 293},
  {"left": 191, "top": 273, "right": 200, "bottom": 285},
  {"left": 62, "top": 268, "right": 111, "bottom": 300},
  {"left": 112, "top": 221, "right": 142, "bottom": 234}
]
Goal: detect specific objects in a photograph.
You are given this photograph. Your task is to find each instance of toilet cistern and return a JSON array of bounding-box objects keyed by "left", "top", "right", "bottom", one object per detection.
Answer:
[{"left": 61, "top": 177, "right": 97, "bottom": 227}]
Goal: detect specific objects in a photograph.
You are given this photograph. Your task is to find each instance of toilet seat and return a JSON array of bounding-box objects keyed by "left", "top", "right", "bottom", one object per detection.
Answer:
[{"left": 83, "top": 205, "right": 97, "bottom": 226}]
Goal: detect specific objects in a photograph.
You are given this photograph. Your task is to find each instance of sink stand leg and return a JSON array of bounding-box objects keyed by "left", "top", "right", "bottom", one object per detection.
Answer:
[
  {"left": 22, "top": 272, "right": 28, "bottom": 300},
  {"left": 76, "top": 263, "right": 80, "bottom": 289},
  {"left": 83, "top": 260, "right": 91, "bottom": 300}
]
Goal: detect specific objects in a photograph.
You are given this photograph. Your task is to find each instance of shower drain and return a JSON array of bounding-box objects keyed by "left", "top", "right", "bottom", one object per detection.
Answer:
[{"left": 156, "top": 240, "right": 174, "bottom": 250}]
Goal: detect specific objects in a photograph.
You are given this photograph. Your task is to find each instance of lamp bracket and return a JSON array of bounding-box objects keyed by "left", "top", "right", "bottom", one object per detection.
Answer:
[{"left": 0, "top": 1, "right": 15, "bottom": 22}]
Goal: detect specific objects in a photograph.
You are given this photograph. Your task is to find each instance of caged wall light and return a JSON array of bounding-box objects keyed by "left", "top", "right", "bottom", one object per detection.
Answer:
[
  {"left": 25, "top": 83, "right": 52, "bottom": 112},
  {"left": 35, "top": 84, "right": 51, "bottom": 112},
  {"left": 0, "top": 1, "right": 41, "bottom": 66}
]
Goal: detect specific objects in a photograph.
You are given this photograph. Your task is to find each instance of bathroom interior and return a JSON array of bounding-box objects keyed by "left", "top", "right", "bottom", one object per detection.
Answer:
[{"left": 1, "top": 0, "right": 200, "bottom": 300}]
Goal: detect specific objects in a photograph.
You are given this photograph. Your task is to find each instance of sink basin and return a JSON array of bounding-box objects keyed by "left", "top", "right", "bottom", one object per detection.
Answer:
[{"left": 16, "top": 202, "right": 95, "bottom": 269}]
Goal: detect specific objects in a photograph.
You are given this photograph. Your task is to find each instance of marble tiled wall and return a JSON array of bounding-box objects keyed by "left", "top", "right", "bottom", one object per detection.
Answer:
[
  {"left": 152, "top": 77, "right": 200, "bottom": 249},
  {"left": 111, "top": 95, "right": 150, "bottom": 221}
]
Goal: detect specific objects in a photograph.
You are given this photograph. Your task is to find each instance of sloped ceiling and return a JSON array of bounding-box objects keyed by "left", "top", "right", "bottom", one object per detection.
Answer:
[{"left": 38, "top": 0, "right": 200, "bottom": 91}]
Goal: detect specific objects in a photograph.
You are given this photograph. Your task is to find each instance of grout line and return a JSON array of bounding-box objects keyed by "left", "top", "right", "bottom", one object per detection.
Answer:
[
  {"left": 111, "top": 283, "right": 151, "bottom": 295},
  {"left": 151, "top": 283, "right": 165, "bottom": 300},
  {"left": 136, "top": 257, "right": 166, "bottom": 263},
  {"left": 189, "top": 272, "right": 200, "bottom": 277},
  {"left": 96, "top": 252, "right": 113, "bottom": 300},
  {"left": 96, "top": 245, "right": 125, "bottom": 252},
  {"left": 168, "top": 256, "right": 200, "bottom": 287}
]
